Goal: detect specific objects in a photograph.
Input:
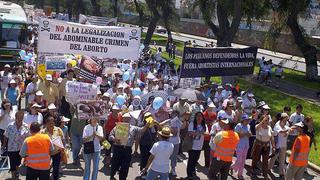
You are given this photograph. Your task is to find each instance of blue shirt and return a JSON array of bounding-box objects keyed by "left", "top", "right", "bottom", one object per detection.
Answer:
[
  {"left": 235, "top": 123, "right": 251, "bottom": 149},
  {"left": 7, "top": 87, "right": 18, "bottom": 105}
]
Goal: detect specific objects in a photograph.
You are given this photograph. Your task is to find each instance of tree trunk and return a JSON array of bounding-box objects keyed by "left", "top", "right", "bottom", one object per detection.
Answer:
[
  {"left": 287, "top": 14, "right": 319, "bottom": 80},
  {"left": 55, "top": 0, "right": 60, "bottom": 15},
  {"left": 91, "top": 0, "right": 102, "bottom": 16},
  {"left": 114, "top": 0, "right": 118, "bottom": 17},
  {"left": 134, "top": 0, "right": 145, "bottom": 27},
  {"left": 66, "top": 0, "right": 73, "bottom": 21},
  {"left": 144, "top": 16, "right": 160, "bottom": 47},
  {"left": 75, "top": 0, "right": 85, "bottom": 20}
]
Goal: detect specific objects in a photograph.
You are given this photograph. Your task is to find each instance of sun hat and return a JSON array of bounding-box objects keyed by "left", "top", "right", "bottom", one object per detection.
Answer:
[
  {"left": 48, "top": 103, "right": 56, "bottom": 110},
  {"left": 247, "top": 93, "right": 254, "bottom": 97},
  {"left": 103, "top": 92, "right": 110, "bottom": 97},
  {"left": 208, "top": 102, "right": 216, "bottom": 108},
  {"left": 112, "top": 105, "right": 120, "bottom": 110},
  {"left": 122, "top": 113, "right": 131, "bottom": 118},
  {"left": 294, "top": 122, "right": 304, "bottom": 128},
  {"left": 9, "top": 79, "right": 16, "bottom": 84},
  {"left": 257, "top": 101, "right": 266, "bottom": 108},
  {"left": 237, "top": 97, "right": 243, "bottom": 103},
  {"left": 262, "top": 104, "right": 271, "bottom": 110},
  {"left": 281, "top": 113, "right": 289, "bottom": 119},
  {"left": 158, "top": 126, "right": 173, "bottom": 137},
  {"left": 46, "top": 74, "right": 53, "bottom": 81},
  {"left": 35, "top": 90, "right": 44, "bottom": 96},
  {"left": 31, "top": 103, "right": 41, "bottom": 108},
  {"left": 61, "top": 116, "right": 71, "bottom": 122}
]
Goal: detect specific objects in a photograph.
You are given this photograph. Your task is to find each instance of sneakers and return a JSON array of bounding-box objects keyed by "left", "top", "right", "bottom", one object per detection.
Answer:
[{"left": 171, "top": 168, "right": 177, "bottom": 176}]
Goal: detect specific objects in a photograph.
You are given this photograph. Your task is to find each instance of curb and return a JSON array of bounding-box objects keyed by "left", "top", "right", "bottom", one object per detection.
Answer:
[{"left": 286, "top": 151, "right": 320, "bottom": 174}]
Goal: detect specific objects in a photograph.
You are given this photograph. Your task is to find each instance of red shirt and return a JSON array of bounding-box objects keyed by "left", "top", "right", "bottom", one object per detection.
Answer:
[
  {"left": 203, "top": 110, "right": 217, "bottom": 141},
  {"left": 104, "top": 112, "right": 122, "bottom": 134}
]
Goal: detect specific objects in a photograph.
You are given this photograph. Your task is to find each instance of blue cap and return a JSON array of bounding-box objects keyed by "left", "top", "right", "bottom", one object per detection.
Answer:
[
  {"left": 241, "top": 114, "right": 250, "bottom": 121},
  {"left": 138, "top": 82, "right": 145, "bottom": 87}
]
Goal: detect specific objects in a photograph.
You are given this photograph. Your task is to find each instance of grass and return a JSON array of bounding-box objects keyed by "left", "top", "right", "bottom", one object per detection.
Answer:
[
  {"left": 141, "top": 32, "right": 185, "bottom": 53},
  {"left": 254, "top": 67, "right": 320, "bottom": 91},
  {"left": 238, "top": 79, "right": 320, "bottom": 166}
]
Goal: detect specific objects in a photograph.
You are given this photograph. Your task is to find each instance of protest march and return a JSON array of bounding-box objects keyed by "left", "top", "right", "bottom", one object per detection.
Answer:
[{"left": 0, "top": 2, "right": 319, "bottom": 180}]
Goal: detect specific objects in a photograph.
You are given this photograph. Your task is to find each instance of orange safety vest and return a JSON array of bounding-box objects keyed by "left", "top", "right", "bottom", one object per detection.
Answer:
[
  {"left": 25, "top": 133, "right": 51, "bottom": 170},
  {"left": 289, "top": 134, "right": 310, "bottom": 167},
  {"left": 212, "top": 130, "right": 240, "bottom": 162}
]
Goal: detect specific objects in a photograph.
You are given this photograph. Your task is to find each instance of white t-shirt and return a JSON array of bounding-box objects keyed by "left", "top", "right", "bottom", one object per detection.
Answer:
[
  {"left": 0, "top": 71, "right": 12, "bottom": 89},
  {"left": 23, "top": 112, "right": 43, "bottom": 126},
  {"left": 273, "top": 121, "right": 290, "bottom": 149},
  {"left": 242, "top": 97, "right": 256, "bottom": 115},
  {"left": 217, "top": 110, "right": 236, "bottom": 122},
  {"left": 82, "top": 124, "right": 104, "bottom": 152},
  {"left": 150, "top": 141, "right": 174, "bottom": 173},
  {"left": 25, "top": 81, "right": 40, "bottom": 103},
  {"left": 289, "top": 112, "right": 304, "bottom": 135},
  {"left": 188, "top": 122, "right": 208, "bottom": 150},
  {"left": 0, "top": 109, "right": 15, "bottom": 130},
  {"left": 169, "top": 117, "right": 183, "bottom": 144}
]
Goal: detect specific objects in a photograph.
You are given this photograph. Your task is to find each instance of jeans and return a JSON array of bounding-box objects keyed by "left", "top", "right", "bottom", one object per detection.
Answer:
[
  {"left": 26, "top": 167, "right": 50, "bottom": 180},
  {"left": 268, "top": 147, "right": 287, "bottom": 175},
  {"left": 146, "top": 169, "right": 169, "bottom": 180},
  {"left": 71, "top": 133, "right": 83, "bottom": 161},
  {"left": 83, "top": 151, "right": 100, "bottom": 180},
  {"left": 170, "top": 144, "right": 180, "bottom": 169},
  {"left": 51, "top": 152, "right": 61, "bottom": 180},
  {"left": 208, "top": 158, "right": 232, "bottom": 180},
  {"left": 187, "top": 150, "right": 201, "bottom": 177},
  {"left": 231, "top": 147, "right": 248, "bottom": 177}
]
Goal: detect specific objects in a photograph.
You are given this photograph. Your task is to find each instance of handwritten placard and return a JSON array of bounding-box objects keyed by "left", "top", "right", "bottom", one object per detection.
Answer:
[
  {"left": 65, "top": 81, "right": 98, "bottom": 104},
  {"left": 115, "top": 122, "right": 129, "bottom": 146}
]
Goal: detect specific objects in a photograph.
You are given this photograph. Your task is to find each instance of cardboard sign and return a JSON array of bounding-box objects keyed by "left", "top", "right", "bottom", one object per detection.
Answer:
[{"left": 115, "top": 122, "right": 129, "bottom": 146}]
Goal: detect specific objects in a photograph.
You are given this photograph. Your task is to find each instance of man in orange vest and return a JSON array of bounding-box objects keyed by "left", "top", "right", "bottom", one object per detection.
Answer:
[
  {"left": 208, "top": 119, "right": 240, "bottom": 180},
  {"left": 286, "top": 122, "right": 310, "bottom": 180},
  {"left": 19, "top": 122, "right": 54, "bottom": 180}
]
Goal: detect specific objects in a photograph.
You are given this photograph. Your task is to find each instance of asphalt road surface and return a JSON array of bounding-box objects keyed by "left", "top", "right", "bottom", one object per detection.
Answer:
[{"left": 1, "top": 149, "right": 319, "bottom": 180}]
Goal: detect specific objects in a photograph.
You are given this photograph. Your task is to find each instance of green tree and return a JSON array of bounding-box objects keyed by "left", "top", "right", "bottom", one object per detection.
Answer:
[
  {"left": 91, "top": 0, "right": 102, "bottom": 16},
  {"left": 268, "top": 0, "right": 319, "bottom": 80},
  {"left": 160, "top": 0, "right": 179, "bottom": 41},
  {"left": 195, "top": 0, "right": 269, "bottom": 47}
]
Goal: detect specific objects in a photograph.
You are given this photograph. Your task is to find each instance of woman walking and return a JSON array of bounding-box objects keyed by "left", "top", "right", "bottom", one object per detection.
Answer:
[
  {"left": 268, "top": 113, "right": 291, "bottom": 178},
  {"left": 4, "top": 79, "right": 21, "bottom": 108},
  {"left": 83, "top": 117, "right": 104, "bottom": 180},
  {"left": 251, "top": 115, "right": 276, "bottom": 180},
  {"left": 0, "top": 99, "right": 15, "bottom": 145},
  {"left": 186, "top": 112, "right": 208, "bottom": 179},
  {"left": 230, "top": 114, "right": 252, "bottom": 179}
]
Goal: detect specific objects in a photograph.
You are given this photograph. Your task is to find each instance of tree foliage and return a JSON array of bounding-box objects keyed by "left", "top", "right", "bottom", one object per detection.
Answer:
[
  {"left": 267, "top": 0, "right": 319, "bottom": 80},
  {"left": 194, "top": 0, "right": 270, "bottom": 47}
]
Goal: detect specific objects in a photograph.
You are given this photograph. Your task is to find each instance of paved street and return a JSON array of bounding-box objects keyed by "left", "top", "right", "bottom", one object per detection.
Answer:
[{"left": 1, "top": 150, "right": 319, "bottom": 180}]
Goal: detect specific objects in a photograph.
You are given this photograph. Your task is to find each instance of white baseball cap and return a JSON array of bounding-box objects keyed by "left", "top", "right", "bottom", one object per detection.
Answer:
[
  {"left": 61, "top": 116, "right": 71, "bottom": 122},
  {"left": 31, "top": 103, "right": 41, "bottom": 108},
  {"left": 208, "top": 102, "right": 216, "bottom": 108},
  {"left": 103, "top": 92, "right": 110, "bottom": 97},
  {"left": 4, "top": 64, "right": 10, "bottom": 68}
]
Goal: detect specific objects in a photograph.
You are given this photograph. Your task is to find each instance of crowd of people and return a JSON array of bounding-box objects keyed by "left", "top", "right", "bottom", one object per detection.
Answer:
[{"left": 0, "top": 52, "right": 317, "bottom": 180}]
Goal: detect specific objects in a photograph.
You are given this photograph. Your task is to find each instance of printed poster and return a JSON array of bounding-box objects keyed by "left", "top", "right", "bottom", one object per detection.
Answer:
[{"left": 115, "top": 122, "right": 129, "bottom": 146}]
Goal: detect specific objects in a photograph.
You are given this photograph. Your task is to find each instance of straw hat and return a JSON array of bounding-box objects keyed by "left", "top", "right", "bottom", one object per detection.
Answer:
[{"left": 158, "top": 126, "right": 173, "bottom": 138}]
